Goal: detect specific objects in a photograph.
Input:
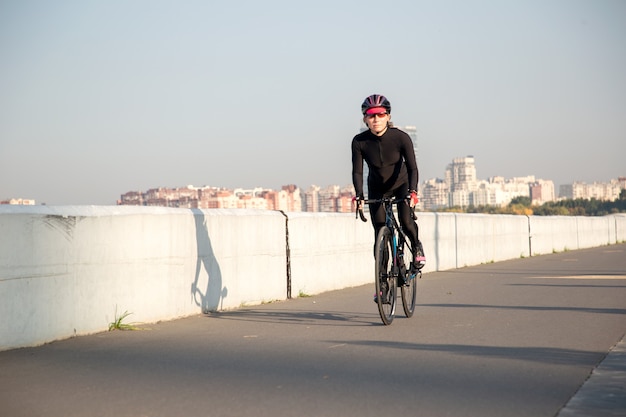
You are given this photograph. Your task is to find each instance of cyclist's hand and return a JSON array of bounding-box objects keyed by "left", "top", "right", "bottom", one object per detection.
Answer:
[
  {"left": 409, "top": 191, "right": 419, "bottom": 208},
  {"left": 353, "top": 196, "right": 367, "bottom": 222}
]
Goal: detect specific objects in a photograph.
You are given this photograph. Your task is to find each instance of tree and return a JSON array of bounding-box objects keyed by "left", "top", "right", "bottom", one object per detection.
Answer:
[
  {"left": 433, "top": 193, "right": 626, "bottom": 216},
  {"left": 510, "top": 196, "right": 531, "bottom": 207}
]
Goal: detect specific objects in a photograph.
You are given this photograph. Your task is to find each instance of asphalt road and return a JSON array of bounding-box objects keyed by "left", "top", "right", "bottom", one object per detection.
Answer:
[{"left": 1, "top": 244, "right": 625, "bottom": 417}]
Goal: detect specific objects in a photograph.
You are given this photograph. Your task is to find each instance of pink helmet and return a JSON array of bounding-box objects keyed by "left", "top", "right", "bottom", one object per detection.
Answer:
[{"left": 361, "top": 94, "right": 391, "bottom": 115}]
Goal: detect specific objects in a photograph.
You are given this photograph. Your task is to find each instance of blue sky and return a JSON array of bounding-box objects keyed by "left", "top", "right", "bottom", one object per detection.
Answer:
[{"left": 1, "top": 0, "right": 624, "bottom": 205}]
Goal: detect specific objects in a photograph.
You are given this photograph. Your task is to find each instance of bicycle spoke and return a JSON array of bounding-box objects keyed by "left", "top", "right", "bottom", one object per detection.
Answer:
[
  {"left": 375, "top": 227, "right": 396, "bottom": 325},
  {"left": 401, "top": 240, "right": 419, "bottom": 317}
]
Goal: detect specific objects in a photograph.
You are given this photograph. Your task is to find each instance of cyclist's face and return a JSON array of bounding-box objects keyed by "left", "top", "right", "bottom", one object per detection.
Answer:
[{"left": 364, "top": 112, "right": 389, "bottom": 136}]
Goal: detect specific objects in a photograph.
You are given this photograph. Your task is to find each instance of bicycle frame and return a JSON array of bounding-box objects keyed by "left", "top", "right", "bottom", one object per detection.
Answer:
[{"left": 357, "top": 197, "right": 414, "bottom": 277}]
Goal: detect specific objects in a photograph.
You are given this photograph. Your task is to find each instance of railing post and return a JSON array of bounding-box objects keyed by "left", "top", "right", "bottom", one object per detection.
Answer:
[
  {"left": 278, "top": 210, "right": 291, "bottom": 299},
  {"left": 526, "top": 214, "right": 532, "bottom": 257}
]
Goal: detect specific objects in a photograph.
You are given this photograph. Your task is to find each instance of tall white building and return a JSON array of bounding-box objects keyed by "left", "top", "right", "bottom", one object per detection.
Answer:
[
  {"left": 446, "top": 156, "right": 477, "bottom": 192},
  {"left": 303, "top": 185, "right": 321, "bottom": 212},
  {"left": 446, "top": 156, "right": 477, "bottom": 207},
  {"left": 403, "top": 125, "right": 419, "bottom": 165}
]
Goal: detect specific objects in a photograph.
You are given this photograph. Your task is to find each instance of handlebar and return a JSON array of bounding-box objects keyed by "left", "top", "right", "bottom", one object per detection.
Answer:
[{"left": 354, "top": 196, "right": 415, "bottom": 223}]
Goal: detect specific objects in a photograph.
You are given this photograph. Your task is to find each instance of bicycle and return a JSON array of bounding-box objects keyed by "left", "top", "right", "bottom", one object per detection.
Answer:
[{"left": 356, "top": 196, "right": 421, "bottom": 325}]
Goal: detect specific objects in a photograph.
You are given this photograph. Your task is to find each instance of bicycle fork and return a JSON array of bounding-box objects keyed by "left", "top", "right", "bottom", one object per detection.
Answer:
[{"left": 392, "top": 233, "right": 404, "bottom": 282}]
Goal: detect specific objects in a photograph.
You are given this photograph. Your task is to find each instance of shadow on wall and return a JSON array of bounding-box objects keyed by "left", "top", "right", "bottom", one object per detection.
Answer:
[{"left": 190, "top": 209, "right": 226, "bottom": 313}]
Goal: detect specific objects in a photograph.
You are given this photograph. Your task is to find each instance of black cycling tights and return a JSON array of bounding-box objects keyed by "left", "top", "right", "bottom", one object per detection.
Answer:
[{"left": 368, "top": 190, "right": 419, "bottom": 256}]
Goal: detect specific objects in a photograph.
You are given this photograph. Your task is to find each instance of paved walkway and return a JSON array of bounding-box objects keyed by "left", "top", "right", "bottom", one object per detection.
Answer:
[
  {"left": 1, "top": 244, "right": 625, "bottom": 417},
  {"left": 557, "top": 334, "right": 626, "bottom": 416}
]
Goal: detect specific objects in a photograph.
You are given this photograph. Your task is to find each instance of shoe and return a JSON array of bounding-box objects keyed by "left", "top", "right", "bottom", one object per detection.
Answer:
[
  {"left": 397, "top": 274, "right": 406, "bottom": 286},
  {"left": 374, "top": 282, "right": 389, "bottom": 304},
  {"left": 414, "top": 241, "right": 426, "bottom": 269}
]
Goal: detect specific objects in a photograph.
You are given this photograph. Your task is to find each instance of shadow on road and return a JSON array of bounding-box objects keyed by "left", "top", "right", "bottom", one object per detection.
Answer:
[
  {"left": 440, "top": 267, "right": 626, "bottom": 278},
  {"left": 419, "top": 303, "right": 626, "bottom": 316},
  {"left": 326, "top": 339, "right": 603, "bottom": 366},
  {"left": 205, "top": 308, "right": 380, "bottom": 327}
]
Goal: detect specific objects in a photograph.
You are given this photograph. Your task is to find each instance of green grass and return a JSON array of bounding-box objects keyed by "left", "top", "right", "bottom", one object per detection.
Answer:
[
  {"left": 298, "top": 290, "right": 312, "bottom": 298},
  {"left": 553, "top": 247, "right": 571, "bottom": 254},
  {"left": 108, "top": 308, "right": 141, "bottom": 331}
]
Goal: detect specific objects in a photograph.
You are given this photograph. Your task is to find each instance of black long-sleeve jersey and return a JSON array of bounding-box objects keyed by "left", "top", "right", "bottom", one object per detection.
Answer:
[{"left": 351, "top": 127, "right": 418, "bottom": 198}]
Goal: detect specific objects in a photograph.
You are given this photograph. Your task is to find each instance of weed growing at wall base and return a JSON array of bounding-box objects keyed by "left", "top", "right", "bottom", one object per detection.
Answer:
[{"left": 108, "top": 308, "right": 141, "bottom": 331}]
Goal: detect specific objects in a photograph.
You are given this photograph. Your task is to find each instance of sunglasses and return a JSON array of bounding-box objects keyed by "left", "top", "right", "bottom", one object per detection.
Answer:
[{"left": 365, "top": 112, "right": 388, "bottom": 119}]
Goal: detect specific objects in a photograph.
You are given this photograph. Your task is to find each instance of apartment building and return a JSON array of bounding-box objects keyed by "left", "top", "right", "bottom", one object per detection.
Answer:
[
  {"left": 559, "top": 178, "right": 624, "bottom": 201},
  {"left": 444, "top": 156, "right": 474, "bottom": 208},
  {"left": 530, "top": 180, "right": 556, "bottom": 204},
  {"left": 119, "top": 185, "right": 303, "bottom": 211},
  {"left": 446, "top": 156, "right": 478, "bottom": 193},
  {"left": 421, "top": 178, "right": 448, "bottom": 210},
  {"left": 0, "top": 198, "right": 36, "bottom": 205},
  {"left": 422, "top": 157, "right": 557, "bottom": 209},
  {"left": 302, "top": 185, "right": 354, "bottom": 213}
]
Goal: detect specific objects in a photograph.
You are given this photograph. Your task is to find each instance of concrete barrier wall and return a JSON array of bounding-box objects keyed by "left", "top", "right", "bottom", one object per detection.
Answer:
[
  {"left": 0, "top": 206, "right": 287, "bottom": 350},
  {"left": 527, "top": 216, "right": 580, "bottom": 255},
  {"left": 1, "top": 206, "right": 625, "bottom": 351},
  {"left": 574, "top": 216, "right": 617, "bottom": 249},
  {"left": 421, "top": 212, "right": 457, "bottom": 271},
  {"left": 287, "top": 212, "right": 373, "bottom": 296},
  {"left": 616, "top": 214, "right": 626, "bottom": 243},
  {"left": 418, "top": 213, "right": 530, "bottom": 270},
  {"left": 528, "top": 215, "right": 623, "bottom": 255}
]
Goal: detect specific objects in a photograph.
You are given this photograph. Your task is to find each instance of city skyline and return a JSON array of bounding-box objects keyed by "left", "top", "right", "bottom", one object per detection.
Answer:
[
  {"left": 3, "top": 153, "right": 624, "bottom": 206},
  {"left": 114, "top": 170, "right": 623, "bottom": 214},
  {"left": 116, "top": 154, "right": 625, "bottom": 211},
  {"left": 1, "top": 1, "right": 625, "bottom": 205}
]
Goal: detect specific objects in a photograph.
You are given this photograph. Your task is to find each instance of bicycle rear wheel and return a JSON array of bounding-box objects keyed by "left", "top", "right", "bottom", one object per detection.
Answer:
[{"left": 375, "top": 226, "right": 396, "bottom": 325}]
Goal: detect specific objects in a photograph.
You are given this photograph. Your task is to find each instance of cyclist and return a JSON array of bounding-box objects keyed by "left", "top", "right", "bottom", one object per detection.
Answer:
[{"left": 351, "top": 94, "right": 426, "bottom": 270}]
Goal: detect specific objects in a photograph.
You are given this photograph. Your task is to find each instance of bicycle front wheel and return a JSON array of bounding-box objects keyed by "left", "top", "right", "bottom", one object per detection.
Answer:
[
  {"left": 375, "top": 226, "right": 396, "bottom": 325},
  {"left": 401, "top": 268, "right": 419, "bottom": 318}
]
